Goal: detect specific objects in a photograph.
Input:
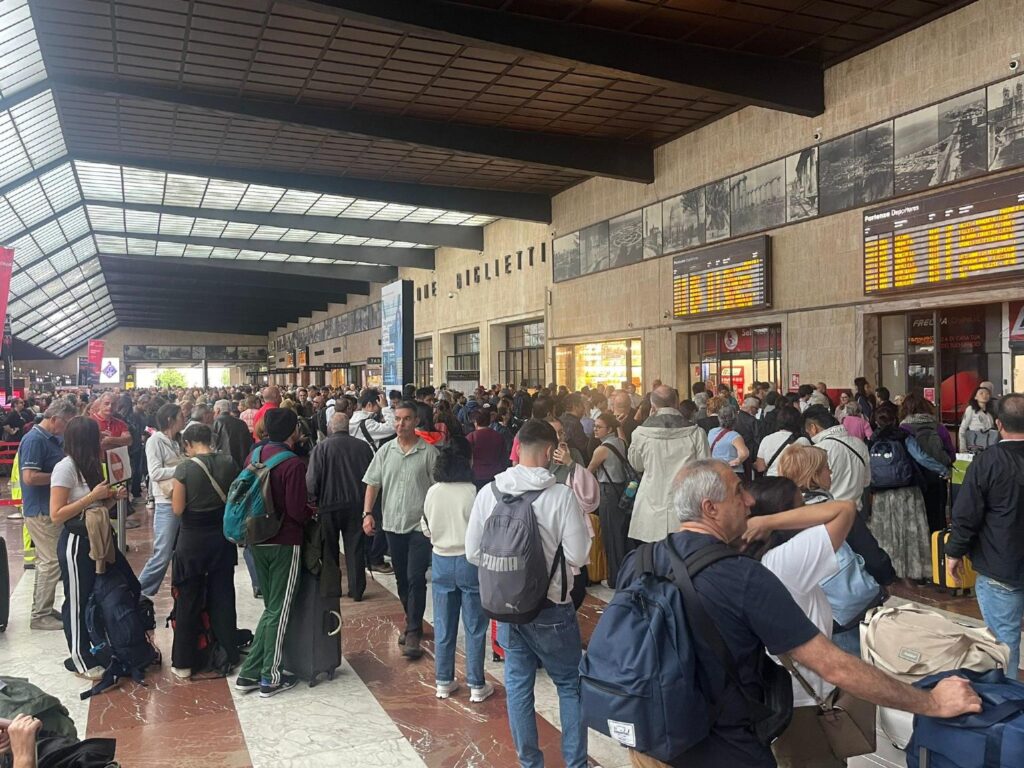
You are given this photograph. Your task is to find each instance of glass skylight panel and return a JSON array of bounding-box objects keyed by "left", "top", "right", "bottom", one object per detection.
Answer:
[
  {"left": 253, "top": 225, "right": 291, "bottom": 240},
  {"left": 201, "top": 178, "right": 246, "bottom": 209},
  {"left": 8, "top": 272, "right": 31, "bottom": 296},
  {"left": 273, "top": 189, "right": 319, "bottom": 214},
  {"left": 6, "top": 176, "right": 50, "bottom": 225},
  {"left": 261, "top": 252, "right": 288, "bottom": 261},
  {"left": 158, "top": 214, "right": 195, "bottom": 236},
  {"left": 190, "top": 217, "right": 228, "bottom": 237},
  {"left": 463, "top": 215, "right": 496, "bottom": 226},
  {"left": 12, "top": 91, "right": 65, "bottom": 166},
  {"left": 391, "top": 241, "right": 420, "bottom": 248},
  {"left": 71, "top": 237, "right": 96, "bottom": 262},
  {"left": 342, "top": 201, "right": 385, "bottom": 218},
  {"left": 125, "top": 236, "right": 157, "bottom": 254},
  {"left": 182, "top": 244, "right": 213, "bottom": 258},
  {"left": 86, "top": 205, "right": 125, "bottom": 230},
  {"left": 209, "top": 247, "right": 240, "bottom": 259},
  {"left": 31, "top": 218, "right": 66, "bottom": 253},
  {"left": 220, "top": 222, "right": 258, "bottom": 238},
  {"left": 432, "top": 212, "right": 472, "bottom": 225},
  {"left": 373, "top": 203, "right": 417, "bottom": 221},
  {"left": 237, "top": 184, "right": 284, "bottom": 212},
  {"left": 154, "top": 241, "right": 185, "bottom": 257},
  {"left": 81, "top": 259, "right": 101, "bottom": 278},
  {"left": 25, "top": 258, "right": 56, "bottom": 284},
  {"left": 0, "top": 112, "right": 33, "bottom": 184},
  {"left": 164, "top": 173, "right": 207, "bottom": 207},
  {"left": 0, "top": 198, "right": 19, "bottom": 240},
  {"left": 337, "top": 235, "right": 369, "bottom": 246},
  {"left": 0, "top": 0, "right": 47, "bottom": 99},
  {"left": 286, "top": 255, "right": 312, "bottom": 263},
  {"left": 93, "top": 234, "right": 126, "bottom": 253},
  {"left": 402, "top": 208, "right": 447, "bottom": 223},
  {"left": 234, "top": 250, "right": 263, "bottom": 260},
  {"left": 309, "top": 232, "right": 346, "bottom": 244},
  {"left": 124, "top": 209, "right": 160, "bottom": 233},
  {"left": 38, "top": 163, "right": 79, "bottom": 210},
  {"left": 8, "top": 232, "right": 42, "bottom": 267},
  {"left": 306, "top": 194, "right": 355, "bottom": 216},
  {"left": 364, "top": 238, "right": 393, "bottom": 247},
  {"left": 48, "top": 246, "right": 75, "bottom": 273},
  {"left": 58, "top": 207, "right": 90, "bottom": 241},
  {"left": 86, "top": 275, "right": 104, "bottom": 291},
  {"left": 123, "top": 167, "right": 165, "bottom": 204},
  {"left": 75, "top": 162, "right": 123, "bottom": 201}
]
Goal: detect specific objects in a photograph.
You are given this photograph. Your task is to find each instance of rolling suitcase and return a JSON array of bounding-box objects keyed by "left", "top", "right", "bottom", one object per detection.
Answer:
[
  {"left": 931, "top": 529, "right": 976, "bottom": 592},
  {"left": 588, "top": 513, "right": 607, "bottom": 584},
  {"left": 282, "top": 568, "right": 342, "bottom": 686},
  {"left": 907, "top": 668, "right": 1024, "bottom": 768},
  {"left": 0, "top": 536, "right": 8, "bottom": 632}
]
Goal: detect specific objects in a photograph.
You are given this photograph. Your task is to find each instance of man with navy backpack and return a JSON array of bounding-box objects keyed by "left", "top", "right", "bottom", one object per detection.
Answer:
[
  {"left": 466, "top": 418, "right": 591, "bottom": 768},
  {"left": 594, "top": 459, "right": 980, "bottom": 768},
  {"left": 235, "top": 408, "right": 311, "bottom": 698}
]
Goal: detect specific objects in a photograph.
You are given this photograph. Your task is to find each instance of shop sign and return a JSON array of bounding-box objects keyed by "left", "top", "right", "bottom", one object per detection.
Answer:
[
  {"left": 789, "top": 372, "right": 800, "bottom": 392},
  {"left": 722, "top": 330, "right": 740, "bottom": 351},
  {"left": 1011, "top": 301, "right": 1024, "bottom": 346},
  {"left": 721, "top": 366, "right": 745, "bottom": 396},
  {"left": 673, "top": 236, "right": 771, "bottom": 318},
  {"left": 923, "top": 387, "right": 936, "bottom": 403},
  {"left": 863, "top": 170, "right": 1024, "bottom": 295}
]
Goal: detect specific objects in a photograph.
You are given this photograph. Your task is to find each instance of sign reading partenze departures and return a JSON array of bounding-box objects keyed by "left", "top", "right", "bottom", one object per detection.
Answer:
[
  {"left": 863, "top": 171, "right": 1024, "bottom": 295},
  {"left": 672, "top": 236, "right": 771, "bottom": 318}
]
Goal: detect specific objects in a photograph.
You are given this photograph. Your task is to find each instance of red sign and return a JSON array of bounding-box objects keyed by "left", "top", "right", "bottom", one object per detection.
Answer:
[
  {"left": 87, "top": 339, "right": 105, "bottom": 376},
  {"left": 789, "top": 372, "right": 800, "bottom": 392},
  {"left": 106, "top": 446, "right": 131, "bottom": 485},
  {"left": 721, "top": 366, "right": 745, "bottom": 397},
  {"left": 923, "top": 387, "right": 936, "bottom": 403},
  {"left": 0, "top": 248, "right": 13, "bottom": 326}
]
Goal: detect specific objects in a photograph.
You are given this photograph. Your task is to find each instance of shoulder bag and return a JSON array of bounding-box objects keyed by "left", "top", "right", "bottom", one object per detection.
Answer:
[
  {"left": 779, "top": 656, "right": 876, "bottom": 758},
  {"left": 189, "top": 455, "right": 227, "bottom": 503},
  {"left": 765, "top": 433, "right": 798, "bottom": 474},
  {"left": 600, "top": 442, "right": 639, "bottom": 513}
]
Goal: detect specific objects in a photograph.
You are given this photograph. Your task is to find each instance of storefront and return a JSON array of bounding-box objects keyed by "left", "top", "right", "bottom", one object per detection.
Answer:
[
  {"left": 877, "top": 304, "right": 1003, "bottom": 424},
  {"left": 554, "top": 338, "right": 642, "bottom": 391},
  {"left": 688, "top": 325, "right": 783, "bottom": 397}
]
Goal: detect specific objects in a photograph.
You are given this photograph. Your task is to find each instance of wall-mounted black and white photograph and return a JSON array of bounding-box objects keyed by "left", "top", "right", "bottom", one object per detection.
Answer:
[
  {"left": 579, "top": 221, "right": 611, "bottom": 275},
  {"left": 730, "top": 159, "right": 785, "bottom": 236},
  {"left": 663, "top": 189, "right": 704, "bottom": 252},
  {"left": 609, "top": 209, "right": 643, "bottom": 267},
  {"left": 553, "top": 232, "right": 580, "bottom": 282},
  {"left": 895, "top": 89, "right": 987, "bottom": 194},
  {"left": 988, "top": 73, "right": 1024, "bottom": 171},
  {"left": 819, "top": 122, "right": 894, "bottom": 215},
  {"left": 704, "top": 180, "right": 731, "bottom": 242},
  {"left": 786, "top": 148, "right": 818, "bottom": 222},
  {"left": 642, "top": 203, "right": 663, "bottom": 259}
]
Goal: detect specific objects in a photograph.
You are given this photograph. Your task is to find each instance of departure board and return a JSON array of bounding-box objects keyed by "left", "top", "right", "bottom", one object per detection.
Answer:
[
  {"left": 672, "top": 236, "right": 771, "bottom": 318},
  {"left": 863, "top": 171, "right": 1024, "bottom": 295}
]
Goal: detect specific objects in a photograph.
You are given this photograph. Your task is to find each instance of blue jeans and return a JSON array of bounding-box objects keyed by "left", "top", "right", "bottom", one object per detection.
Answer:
[
  {"left": 831, "top": 626, "right": 861, "bottom": 657},
  {"left": 138, "top": 502, "right": 179, "bottom": 597},
  {"left": 243, "top": 545, "right": 261, "bottom": 592},
  {"left": 498, "top": 602, "right": 586, "bottom": 768},
  {"left": 431, "top": 553, "right": 487, "bottom": 687},
  {"left": 976, "top": 574, "right": 1024, "bottom": 679}
]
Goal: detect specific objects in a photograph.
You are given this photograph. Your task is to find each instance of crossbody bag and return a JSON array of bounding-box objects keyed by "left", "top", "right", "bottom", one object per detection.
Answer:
[{"left": 189, "top": 456, "right": 227, "bottom": 503}]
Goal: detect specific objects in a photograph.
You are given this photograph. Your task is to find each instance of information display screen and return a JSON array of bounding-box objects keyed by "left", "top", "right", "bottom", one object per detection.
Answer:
[
  {"left": 863, "top": 171, "right": 1024, "bottom": 295},
  {"left": 672, "top": 236, "right": 771, "bottom": 318}
]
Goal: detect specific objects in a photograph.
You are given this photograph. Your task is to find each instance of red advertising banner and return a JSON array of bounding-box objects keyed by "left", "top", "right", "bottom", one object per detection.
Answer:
[
  {"left": 87, "top": 338, "right": 105, "bottom": 384},
  {"left": 0, "top": 247, "right": 13, "bottom": 326}
]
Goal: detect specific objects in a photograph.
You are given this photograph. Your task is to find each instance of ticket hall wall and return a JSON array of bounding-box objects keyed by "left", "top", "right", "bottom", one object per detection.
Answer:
[{"left": 542, "top": 0, "right": 1024, "bottom": 398}]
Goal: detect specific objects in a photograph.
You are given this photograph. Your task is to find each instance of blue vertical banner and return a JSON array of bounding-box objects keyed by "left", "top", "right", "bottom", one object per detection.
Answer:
[{"left": 381, "top": 279, "right": 413, "bottom": 391}]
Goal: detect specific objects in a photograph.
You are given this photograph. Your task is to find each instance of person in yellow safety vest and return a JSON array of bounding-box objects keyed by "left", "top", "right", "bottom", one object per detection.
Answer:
[{"left": 8, "top": 452, "right": 34, "bottom": 568}]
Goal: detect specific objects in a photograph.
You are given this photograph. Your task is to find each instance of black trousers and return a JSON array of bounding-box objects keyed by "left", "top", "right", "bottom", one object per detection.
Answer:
[
  {"left": 921, "top": 471, "right": 949, "bottom": 533},
  {"left": 385, "top": 529, "right": 431, "bottom": 636},
  {"left": 128, "top": 445, "right": 144, "bottom": 497},
  {"left": 366, "top": 497, "right": 388, "bottom": 565},
  {"left": 599, "top": 482, "right": 634, "bottom": 589},
  {"left": 327, "top": 505, "right": 366, "bottom": 600},
  {"left": 57, "top": 527, "right": 111, "bottom": 672},
  {"left": 171, "top": 565, "right": 239, "bottom": 670}
]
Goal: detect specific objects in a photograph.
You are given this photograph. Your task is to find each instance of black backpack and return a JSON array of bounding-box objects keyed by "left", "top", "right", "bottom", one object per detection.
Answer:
[
  {"left": 314, "top": 404, "right": 330, "bottom": 436},
  {"left": 904, "top": 420, "right": 952, "bottom": 467},
  {"left": 869, "top": 437, "right": 915, "bottom": 489}
]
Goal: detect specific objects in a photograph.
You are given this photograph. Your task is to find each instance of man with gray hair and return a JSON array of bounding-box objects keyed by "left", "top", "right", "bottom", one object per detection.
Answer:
[
  {"left": 614, "top": 459, "right": 981, "bottom": 767},
  {"left": 211, "top": 398, "right": 253, "bottom": 469},
  {"left": 628, "top": 385, "right": 710, "bottom": 543},
  {"left": 307, "top": 411, "right": 374, "bottom": 601},
  {"left": 17, "top": 398, "right": 78, "bottom": 629}
]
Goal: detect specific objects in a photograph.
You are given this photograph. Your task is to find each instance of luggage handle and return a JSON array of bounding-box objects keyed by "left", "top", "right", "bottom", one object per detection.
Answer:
[{"left": 327, "top": 610, "right": 342, "bottom": 637}]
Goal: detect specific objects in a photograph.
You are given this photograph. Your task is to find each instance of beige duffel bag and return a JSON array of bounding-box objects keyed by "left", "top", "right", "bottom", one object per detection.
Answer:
[{"left": 860, "top": 603, "right": 1010, "bottom": 749}]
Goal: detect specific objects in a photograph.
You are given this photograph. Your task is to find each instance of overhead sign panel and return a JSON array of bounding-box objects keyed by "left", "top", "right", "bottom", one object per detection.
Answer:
[
  {"left": 672, "top": 236, "right": 771, "bottom": 318},
  {"left": 863, "top": 170, "right": 1024, "bottom": 295}
]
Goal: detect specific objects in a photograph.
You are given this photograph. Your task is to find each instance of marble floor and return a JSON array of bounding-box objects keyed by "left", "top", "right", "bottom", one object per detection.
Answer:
[{"left": 0, "top": 504, "right": 1010, "bottom": 768}]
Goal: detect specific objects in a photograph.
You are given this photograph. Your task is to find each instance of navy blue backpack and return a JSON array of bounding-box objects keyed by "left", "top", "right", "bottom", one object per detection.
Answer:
[
  {"left": 907, "top": 668, "right": 1024, "bottom": 768},
  {"left": 579, "top": 538, "right": 792, "bottom": 761}
]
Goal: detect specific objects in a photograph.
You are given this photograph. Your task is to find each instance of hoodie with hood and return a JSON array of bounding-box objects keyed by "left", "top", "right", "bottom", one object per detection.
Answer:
[
  {"left": 350, "top": 409, "right": 396, "bottom": 448},
  {"left": 627, "top": 408, "right": 710, "bottom": 543},
  {"left": 465, "top": 464, "right": 591, "bottom": 605}
]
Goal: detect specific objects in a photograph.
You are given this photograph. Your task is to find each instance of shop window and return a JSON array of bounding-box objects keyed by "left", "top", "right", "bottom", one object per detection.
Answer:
[
  {"left": 414, "top": 338, "right": 433, "bottom": 388},
  {"left": 554, "top": 338, "right": 641, "bottom": 391},
  {"left": 500, "top": 321, "right": 545, "bottom": 387},
  {"left": 690, "top": 325, "right": 782, "bottom": 396}
]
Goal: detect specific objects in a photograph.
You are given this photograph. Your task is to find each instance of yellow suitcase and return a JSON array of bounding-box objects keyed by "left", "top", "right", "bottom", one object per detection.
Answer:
[
  {"left": 588, "top": 512, "right": 607, "bottom": 585},
  {"left": 931, "top": 529, "right": 976, "bottom": 592}
]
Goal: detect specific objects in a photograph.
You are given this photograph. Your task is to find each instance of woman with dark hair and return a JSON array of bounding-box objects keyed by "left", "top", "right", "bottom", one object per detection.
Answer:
[
  {"left": 959, "top": 385, "right": 998, "bottom": 452},
  {"left": 413, "top": 401, "right": 446, "bottom": 447},
  {"left": 742, "top": 477, "right": 856, "bottom": 768},
  {"left": 754, "top": 405, "right": 811, "bottom": 477},
  {"left": 586, "top": 411, "right": 630, "bottom": 587},
  {"left": 899, "top": 391, "right": 954, "bottom": 532},
  {"left": 169, "top": 422, "right": 242, "bottom": 679},
  {"left": 433, "top": 399, "right": 463, "bottom": 442},
  {"left": 421, "top": 437, "right": 493, "bottom": 703},
  {"left": 139, "top": 403, "right": 185, "bottom": 597},
  {"left": 853, "top": 377, "right": 876, "bottom": 423},
  {"left": 51, "top": 416, "right": 128, "bottom": 678}
]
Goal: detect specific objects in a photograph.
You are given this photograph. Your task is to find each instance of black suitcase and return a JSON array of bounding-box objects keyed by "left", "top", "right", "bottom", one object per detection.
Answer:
[
  {"left": 0, "top": 536, "right": 8, "bottom": 632},
  {"left": 282, "top": 567, "right": 341, "bottom": 686}
]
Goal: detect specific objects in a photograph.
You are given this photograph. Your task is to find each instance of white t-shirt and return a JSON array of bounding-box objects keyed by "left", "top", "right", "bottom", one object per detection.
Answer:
[
  {"left": 50, "top": 456, "right": 92, "bottom": 504},
  {"left": 761, "top": 525, "right": 839, "bottom": 707},
  {"left": 757, "top": 431, "right": 811, "bottom": 476}
]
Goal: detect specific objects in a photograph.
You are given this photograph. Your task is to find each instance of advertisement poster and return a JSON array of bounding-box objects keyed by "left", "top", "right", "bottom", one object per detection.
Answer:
[
  {"left": 85, "top": 339, "right": 105, "bottom": 386},
  {"left": 0, "top": 248, "right": 13, "bottom": 324},
  {"left": 99, "top": 357, "right": 121, "bottom": 384},
  {"left": 106, "top": 446, "right": 132, "bottom": 486},
  {"left": 380, "top": 280, "right": 413, "bottom": 390},
  {"left": 789, "top": 372, "right": 801, "bottom": 392}
]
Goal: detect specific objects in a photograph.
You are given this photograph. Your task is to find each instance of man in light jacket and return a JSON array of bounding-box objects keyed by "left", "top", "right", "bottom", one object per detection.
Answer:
[
  {"left": 803, "top": 405, "right": 871, "bottom": 509},
  {"left": 627, "top": 385, "right": 710, "bottom": 543},
  {"left": 350, "top": 389, "right": 396, "bottom": 451}
]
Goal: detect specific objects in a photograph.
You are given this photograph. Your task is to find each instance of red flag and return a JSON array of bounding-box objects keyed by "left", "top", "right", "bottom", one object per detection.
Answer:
[
  {"left": 87, "top": 338, "right": 105, "bottom": 383},
  {"left": 0, "top": 248, "right": 13, "bottom": 325}
]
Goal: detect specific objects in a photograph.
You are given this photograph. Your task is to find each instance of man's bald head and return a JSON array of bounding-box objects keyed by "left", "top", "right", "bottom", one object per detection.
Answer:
[
  {"left": 262, "top": 386, "right": 281, "bottom": 405},
  {"left": 328, "top": 412, "right": 350, "bottom": 435},
  {"left": 650, "top": 385, "right": 678, "bottom": 410}
]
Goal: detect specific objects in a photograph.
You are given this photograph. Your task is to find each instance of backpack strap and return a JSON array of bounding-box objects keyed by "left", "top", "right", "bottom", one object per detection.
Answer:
[
  {"left": 824, "top": 436, "right": 865, "bottom": 466},
  {"left": 765, "top": 433, "right": 798, "bottom": 473},
  {"left": 359, "top": 419, "right": 378, "bottom": 452},
  {"left": 261, "top": 449, "right": 296, "bottom": 470},
  {"left": 710, "top": 429, "right": 732, "bottom": 453}
]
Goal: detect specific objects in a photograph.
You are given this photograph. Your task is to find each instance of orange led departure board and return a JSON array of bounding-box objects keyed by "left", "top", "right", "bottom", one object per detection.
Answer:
[
  {"left": 864, "top": 171, "right": 1024, "bottom": 295},
  {"left": 672, "top": 236, "right": 771, "bottom": 318}
]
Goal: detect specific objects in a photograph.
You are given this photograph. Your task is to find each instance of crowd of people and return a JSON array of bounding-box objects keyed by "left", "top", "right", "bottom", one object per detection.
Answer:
[{"left": 6, "top": 372, "right": 1021, "bottom": 767}]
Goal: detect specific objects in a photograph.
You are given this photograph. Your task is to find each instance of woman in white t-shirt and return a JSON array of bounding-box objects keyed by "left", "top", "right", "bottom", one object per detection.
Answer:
[
  {"left": 742, "top": 476, "right": 856, "bottom": 768},
  {"left": 754, "top": 405, "right": 810, "bottom": 477},
  {"left": 51, "top": 416, "right": 127, "bottom": 679},
  {"left": 421, "top": 437, "right": 493, "bottom": 704}
]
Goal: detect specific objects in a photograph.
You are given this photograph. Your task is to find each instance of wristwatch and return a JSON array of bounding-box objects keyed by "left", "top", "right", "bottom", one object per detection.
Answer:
[{"left": 362, "top": 511, "right": 374, "bottom": 519}]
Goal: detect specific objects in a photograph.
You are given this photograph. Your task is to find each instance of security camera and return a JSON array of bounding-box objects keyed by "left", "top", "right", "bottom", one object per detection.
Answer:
[
  {"left": 447, "top": 291, "right": 456, "bottom": 299},
  {"left": 813, "top": 127, "right": 822, "bottom": 141},
  {"left": 1011, "top": 55, "right": 1021, "bottom": 72}
]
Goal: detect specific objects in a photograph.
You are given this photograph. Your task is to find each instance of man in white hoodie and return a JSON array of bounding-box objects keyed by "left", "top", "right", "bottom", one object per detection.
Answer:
[
  {"left": 466, "top": 419, "right": 591, "bottom": 768},
  {"left": 350, "top": 389, "right": 396, "bottom": 450},
  {"left": 628, "top": 385, "right": 710, "bottom": 543}
]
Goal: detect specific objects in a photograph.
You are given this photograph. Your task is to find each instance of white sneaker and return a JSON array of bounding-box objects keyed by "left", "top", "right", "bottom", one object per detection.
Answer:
[
  {"left": 435, "top": 680, "right": 460, "bottom": 699},
  {"left": 171, "top": 667, "right": 192, "bottom": 679},
  {"left": 75, "top": 666, "right": 105, "bottom": 681},
  {"left": 470, "top": 682, "right": 495, "bottom": 703}
]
